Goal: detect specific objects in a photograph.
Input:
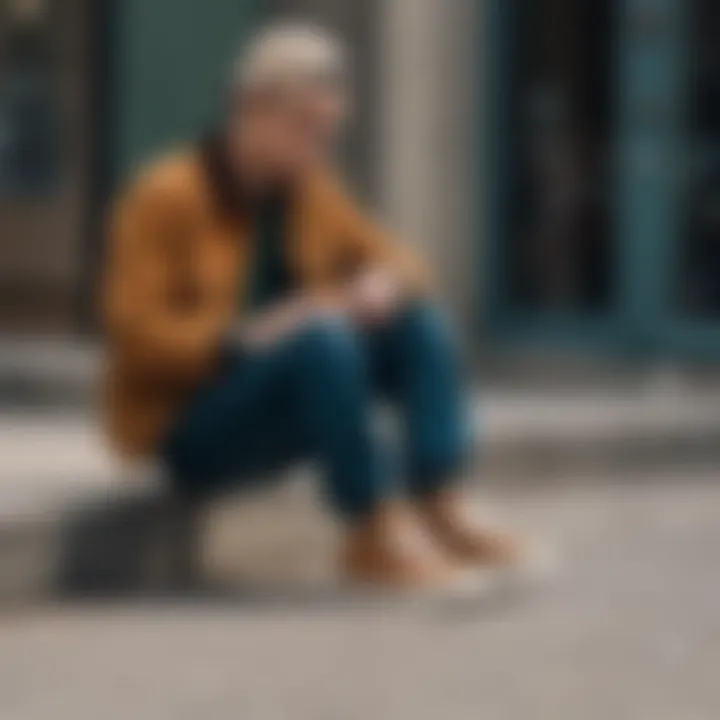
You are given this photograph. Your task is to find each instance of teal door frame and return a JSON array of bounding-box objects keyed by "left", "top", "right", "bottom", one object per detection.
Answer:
[
  {"left": 111, "top": 0, "right": 262, "bottom": 184},
  {"left": 614, "top": 0, "right": 690, "bottom": 356},
  {"left": 482, "top": 0, "right": 720, "bottom": 360}
]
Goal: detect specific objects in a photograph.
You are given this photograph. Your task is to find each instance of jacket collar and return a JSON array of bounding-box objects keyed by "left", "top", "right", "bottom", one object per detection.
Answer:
[{"left": 199, "top": 130, "right": 249, "bottom": 221}]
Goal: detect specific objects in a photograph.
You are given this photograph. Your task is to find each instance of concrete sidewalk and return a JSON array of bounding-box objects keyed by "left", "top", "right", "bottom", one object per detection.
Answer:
[{"left": 3, "top": 477, "right": 720, "bottom": 720}]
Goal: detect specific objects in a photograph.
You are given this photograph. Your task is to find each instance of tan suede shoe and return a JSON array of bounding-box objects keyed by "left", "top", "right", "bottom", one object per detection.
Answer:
[
  {"left": 416, "top": 490, "right": 528, "bottom": 568},
  {"left": 341, "top": 501, "right": 489, "bottom": 599}
]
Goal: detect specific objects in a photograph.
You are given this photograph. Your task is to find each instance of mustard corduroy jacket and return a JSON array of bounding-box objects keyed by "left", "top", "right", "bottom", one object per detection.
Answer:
[{"left": 103, "top": 149, "right": 430, "bottom": 456}]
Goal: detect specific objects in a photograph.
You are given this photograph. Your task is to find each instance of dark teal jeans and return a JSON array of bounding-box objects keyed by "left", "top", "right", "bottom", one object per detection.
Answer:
[{"left": 162, "top": 304, "right": 470, "bottom": 519}]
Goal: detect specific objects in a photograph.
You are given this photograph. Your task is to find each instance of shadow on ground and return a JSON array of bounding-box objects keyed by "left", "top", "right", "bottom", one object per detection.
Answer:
[{"left": 51, "top": 491, "right": 534, "bottom": 618}]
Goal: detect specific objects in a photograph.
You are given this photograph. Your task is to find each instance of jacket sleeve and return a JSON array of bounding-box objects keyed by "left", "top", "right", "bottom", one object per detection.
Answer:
[
  {"left": 323, "top": 175, "right": 435, "bottom": 296},
  {"left": 104, "top": 177, "right": 225, "bottom": 382}
]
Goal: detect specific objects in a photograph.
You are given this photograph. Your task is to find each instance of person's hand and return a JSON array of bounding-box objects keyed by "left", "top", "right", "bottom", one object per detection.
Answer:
[
  {"left": 235, "top": 304, "right": 303, "bottom": 350},
  {"left": 231, "top": 294, "right": 345, "bottom": 351},
  {"left": 346, "top": 268, "right": 402, "bottom": 327}
]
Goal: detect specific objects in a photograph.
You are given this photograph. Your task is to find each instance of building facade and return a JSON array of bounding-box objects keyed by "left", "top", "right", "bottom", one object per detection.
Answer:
[{"left": 1, "top": 0, "right": 718, "bottom": 363}]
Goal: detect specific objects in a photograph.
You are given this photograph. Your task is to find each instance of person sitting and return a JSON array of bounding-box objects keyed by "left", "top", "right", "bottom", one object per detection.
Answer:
[{"left": 103, "top": 23, "right": 525, "bottom": 596}]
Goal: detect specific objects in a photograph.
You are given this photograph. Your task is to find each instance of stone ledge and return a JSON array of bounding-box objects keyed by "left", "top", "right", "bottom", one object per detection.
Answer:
[{"left": 4, "top": 380, "right": 720, "bottom": 606}]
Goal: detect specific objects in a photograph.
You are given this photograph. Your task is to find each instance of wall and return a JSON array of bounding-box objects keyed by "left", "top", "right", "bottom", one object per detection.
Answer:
[
  {"left": 378, "top": 0, "right": 483, "bottom": 326},
  {"left": 112, "top": 0, "right": 260, "bottom": 181}
]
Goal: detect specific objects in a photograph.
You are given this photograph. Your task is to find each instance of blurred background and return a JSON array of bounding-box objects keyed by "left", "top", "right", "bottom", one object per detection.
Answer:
[
  {"left": 1, "top": 0, "right": 719, "bottom": 356},
  {"left": 2, "top": 2, "right": 720, "bottom": 717}
]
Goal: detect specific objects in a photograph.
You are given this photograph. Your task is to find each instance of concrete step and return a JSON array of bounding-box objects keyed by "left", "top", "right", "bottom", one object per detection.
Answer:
[
  {"left": 2, "top": 383, "right": 720, "bottom": 607},
  {"left": 0, "top": 338, "right": 98, "bottom": 406}
]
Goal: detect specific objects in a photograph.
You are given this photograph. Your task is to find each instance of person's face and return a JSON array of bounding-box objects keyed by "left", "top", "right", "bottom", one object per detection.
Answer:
[{"left": 238, "top": 83, "right": 349, "bottom": 177}]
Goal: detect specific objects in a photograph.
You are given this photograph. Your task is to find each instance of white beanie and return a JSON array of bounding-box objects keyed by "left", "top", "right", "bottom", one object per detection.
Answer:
[{"left": 234, "top": 22, "right": 347, "bottom": 93}]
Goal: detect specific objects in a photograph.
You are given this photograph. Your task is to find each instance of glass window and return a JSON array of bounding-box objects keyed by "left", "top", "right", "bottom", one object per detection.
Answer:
[
  {"left": 676, "top": 0, "right": 720, "bottom": 319},
  {"left": 0, "top": 0, "right": 60, "bottom": 196},
  {"left": 504, "top": 0, "right": 618, "bottom": 317}
]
